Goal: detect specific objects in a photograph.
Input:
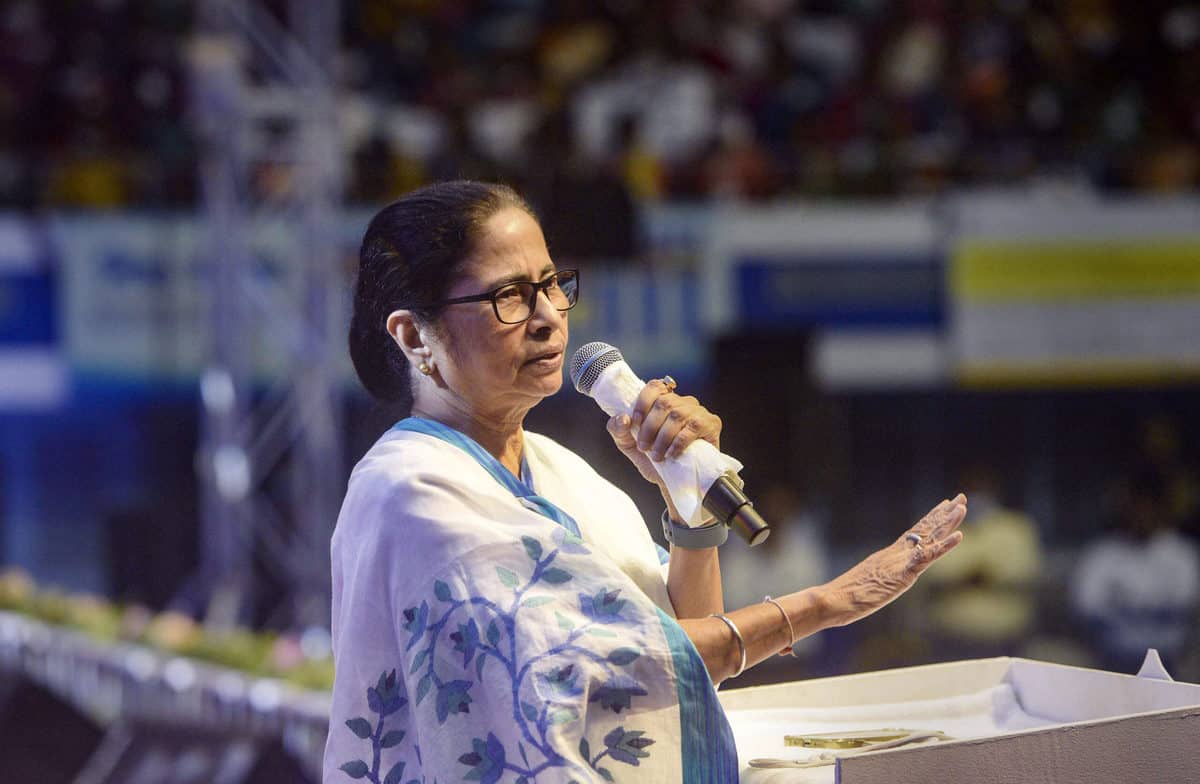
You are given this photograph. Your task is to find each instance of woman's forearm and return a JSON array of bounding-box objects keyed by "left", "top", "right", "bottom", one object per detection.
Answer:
[
  {"left": 666, "top": 545, "right": 723, "bottom": 618},
  {"left": 677, "top": 586, "right": 831, "bottom": 684}
]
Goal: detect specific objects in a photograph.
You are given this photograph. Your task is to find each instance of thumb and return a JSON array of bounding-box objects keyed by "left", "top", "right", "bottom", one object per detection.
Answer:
[{"left": 606, "top": 414, "right": 637, "bottom": 450}]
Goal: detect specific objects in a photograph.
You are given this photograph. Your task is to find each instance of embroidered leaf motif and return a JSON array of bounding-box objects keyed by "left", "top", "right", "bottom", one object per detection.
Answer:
[
  {"left": 367, "top": 670, "right": 405, "bottom": 715},
  {"left": 380, "top": 729, "right": 406, "bottom": 748},
  {"left": 339, "top": 760, "right": 369, "bottom": 779},
  {"left": 475, "top": 652, "right": 487, "bottom": 680},
  {"left": 591, "top": 677, "right": 649, "bottom": 714},
  {"left": 383, "top": 761, "right": 406, "bottom": 784},
  {"left": 603, "top": 727, "right": 655, "bottom": 766},
  {"left": 553, "top": 527, "right": 590, "bottom": 554},
  {"left": 586, "top": 627, "right": 617, "bottom": 638},
  {"left": 496, "top": 566, "right": 519, "bottom": 587},
  {"left": 538, "top": 663, "right": 582, "bottom": 697},
  {"left": 409, "top": 647, "right": 429, "bottom": 674},
  {"left": 415, "top": 672, "right": 433, "bottom": 705},
  {"left": 459, "top": 733, "right": 507, "bottom": 784},
  {"left": 434, "top": 579, "right": 453, "bottom": 601},
  {"left": 344, "top": 717, "right": 372, "bottom": 739},
  {"left": 486, "top": 619, "right": 501, "bottom": 646},
  {"left": 579, "top": 588, "right": 627, "bottom": 624},
  {"left": 579, "top": 737, "right": 591, "bottom": 761},
  {"left": 541, "top": 567, "right": 572, "bottom": 584},
  {"left": 402, "top": 601, "right": 429, "bottom": 649},
  {"left": 450, "top": 618, "right": 481, "bottom": 667},
  {"left": 607, "top": 647, "right": 641, "bottom": 665},
  {"left": 520, "top": 701, "right": 538, "bottom": 722},
  {"left": 435, "top": 679, "right": 474, "bottom": 723},
  {"left": 555, "top": 611, "right": 574, "bottom": 631},
  {"left": 521, "top": 535, "right": 543, "bottom": 561},
  {"left": 597, "top": 768, "right": 615, "bottom": 782},
  {"left": 522, "top": 595, "right": 554, "bottom": 608},
  {"left": 549, "top": 706, "right": 578, "bottom": 725}
]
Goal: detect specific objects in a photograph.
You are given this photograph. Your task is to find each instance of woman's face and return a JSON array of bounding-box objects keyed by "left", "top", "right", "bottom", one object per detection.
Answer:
[{"left": 429, "top": 207, "right": 568, "bottom": 421}]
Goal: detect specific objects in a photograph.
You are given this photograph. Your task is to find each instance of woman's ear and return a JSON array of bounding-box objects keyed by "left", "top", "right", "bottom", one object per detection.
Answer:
[{"left": 386, "top": 309, "right": 433, "bottom": 370}]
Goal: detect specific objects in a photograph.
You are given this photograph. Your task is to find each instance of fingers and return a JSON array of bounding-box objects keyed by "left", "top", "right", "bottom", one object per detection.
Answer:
[
  {"left": 629, "top": 379, "right": 720, "bottom": 461},
  {"left": 606, "top": 414, "right": 638, "bottom": 453},
  {"left": 629, "top": 379, "right": 673, "bottom": 452},
  {"left": 910, "top": 530, "right": 963, "bottom": 570},
  {"left": 905, "top": 493, "right": 968, "bottom": 544}
]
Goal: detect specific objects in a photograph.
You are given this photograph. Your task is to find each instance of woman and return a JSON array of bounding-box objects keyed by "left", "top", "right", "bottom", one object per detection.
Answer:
[{"left": 326, "top": 181, "right": 965, "bottom": 783}]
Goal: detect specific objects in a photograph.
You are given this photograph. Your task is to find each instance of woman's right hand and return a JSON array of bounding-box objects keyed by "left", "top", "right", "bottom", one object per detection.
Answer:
[
  {"left": 605, "top": 377, "right": 722, "bottom": 494},
  {"left": 819, "top": 494, "right": 967, "bottom": 628}
]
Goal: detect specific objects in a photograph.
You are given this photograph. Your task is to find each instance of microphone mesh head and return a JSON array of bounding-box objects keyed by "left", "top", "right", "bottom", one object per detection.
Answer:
[{"left": 569, "top": 342, "right": 623, "bottom": 394}]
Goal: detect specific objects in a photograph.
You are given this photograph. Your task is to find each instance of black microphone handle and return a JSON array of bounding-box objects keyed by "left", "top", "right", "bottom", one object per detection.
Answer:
[{"left": 701, "top": 474, "right": 771, "bottom": 546}]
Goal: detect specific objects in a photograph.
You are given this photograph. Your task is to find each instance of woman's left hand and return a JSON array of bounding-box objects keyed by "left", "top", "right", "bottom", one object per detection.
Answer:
[
  {"left": 605, "top": 377, "right": 722, "bottom": 491},
  {"left": 820, "top": 494, "right": 968, "bottom": 628}
]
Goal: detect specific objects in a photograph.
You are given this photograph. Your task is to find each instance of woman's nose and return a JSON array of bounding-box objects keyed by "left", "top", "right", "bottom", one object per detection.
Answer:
[{"left": 528, "top": 288, "right": 565, "bottom": 326}]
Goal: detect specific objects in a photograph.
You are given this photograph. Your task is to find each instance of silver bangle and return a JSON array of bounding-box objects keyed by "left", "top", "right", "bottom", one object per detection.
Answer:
[
  {"left": 763, "top": 595, "right": 795, "bottom": 655},
  {"left": 710, "top": 613, "right": 746, "bottom": 678}
]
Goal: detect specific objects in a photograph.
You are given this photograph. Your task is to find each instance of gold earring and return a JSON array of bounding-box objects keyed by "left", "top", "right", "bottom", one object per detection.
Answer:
[{"left": 418, "top": 361, "right": 431, "bottom": 376}]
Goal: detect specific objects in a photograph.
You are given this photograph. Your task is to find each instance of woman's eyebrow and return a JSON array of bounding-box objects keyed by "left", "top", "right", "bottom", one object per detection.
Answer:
[{"left": 482, "top": 264, "right": 557, "bottom": 290}]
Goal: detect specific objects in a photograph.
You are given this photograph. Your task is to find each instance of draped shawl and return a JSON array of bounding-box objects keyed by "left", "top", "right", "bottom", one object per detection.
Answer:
[{"left": 323, "top": 419, "right": 737, "bottom": 783}]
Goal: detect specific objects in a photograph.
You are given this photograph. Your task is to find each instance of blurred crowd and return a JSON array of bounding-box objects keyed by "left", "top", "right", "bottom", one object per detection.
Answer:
[{"left": 2, "top": 0, "right": 1199, "bottom": 211}]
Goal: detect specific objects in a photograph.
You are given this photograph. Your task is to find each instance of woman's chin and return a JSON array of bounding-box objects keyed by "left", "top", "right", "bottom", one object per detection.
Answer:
[{"left": 522, "top": 370, "right": 564, "bottom": 398}]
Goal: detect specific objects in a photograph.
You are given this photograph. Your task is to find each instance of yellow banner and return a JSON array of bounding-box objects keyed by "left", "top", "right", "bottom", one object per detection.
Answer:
[{"left": 953, "top": 239, "right": 1200, "bottom": 301}]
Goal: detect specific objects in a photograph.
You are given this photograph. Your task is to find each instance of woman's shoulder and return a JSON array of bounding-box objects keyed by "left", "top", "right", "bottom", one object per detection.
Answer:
[
  {"left": 335, "top": 429, "right": 515, "bottom": 558},
  {"left": 522, "top": 430, "right": 613, "bottom": 483}
]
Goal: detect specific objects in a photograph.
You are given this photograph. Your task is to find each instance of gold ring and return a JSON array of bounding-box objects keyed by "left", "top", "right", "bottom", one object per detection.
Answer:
[{"left": 662, "top": 375, "right": 677, "bottom": 392}]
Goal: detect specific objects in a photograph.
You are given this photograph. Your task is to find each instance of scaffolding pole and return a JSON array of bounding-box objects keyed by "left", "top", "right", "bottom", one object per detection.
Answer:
[{"left": 190, "top": 0, "right": 344, "bottom": 631}]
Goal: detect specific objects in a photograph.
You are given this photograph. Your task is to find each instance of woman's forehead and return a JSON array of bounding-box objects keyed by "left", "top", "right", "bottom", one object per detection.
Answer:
[{"left": 459, "top": 208, "right": 552, "bottom": 285}]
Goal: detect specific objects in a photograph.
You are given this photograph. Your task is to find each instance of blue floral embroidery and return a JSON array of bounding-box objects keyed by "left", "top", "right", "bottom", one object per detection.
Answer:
[
  {"left": 398, "top": 531, "right": 659, "bottom": 782},
  {"left": 338, "top": 670, "right": 418, "bottom": 784}
]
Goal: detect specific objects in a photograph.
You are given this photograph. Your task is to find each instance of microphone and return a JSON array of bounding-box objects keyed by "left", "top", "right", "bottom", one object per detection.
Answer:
[{"left": 570, "top": 342, "right": 769, "bottom": 546}]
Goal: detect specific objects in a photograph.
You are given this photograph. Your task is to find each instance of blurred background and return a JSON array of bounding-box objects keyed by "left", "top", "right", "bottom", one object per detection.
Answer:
[{"left": 1, "top": 0, "right": 1199, "bottom": 780}]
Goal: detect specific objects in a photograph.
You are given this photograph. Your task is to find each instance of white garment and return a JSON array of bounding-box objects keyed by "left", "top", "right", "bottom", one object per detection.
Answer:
[{"left": 323, "top": 425, "right": 737, "bottom": 783}]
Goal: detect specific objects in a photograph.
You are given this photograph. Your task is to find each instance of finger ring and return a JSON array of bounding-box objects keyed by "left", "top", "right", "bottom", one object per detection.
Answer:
[
  {"left": 905, "top": 532, "right": 921, "bottom": 546},
  {"left": 661, "top": 375, "right": 677, "bottom": 392}
]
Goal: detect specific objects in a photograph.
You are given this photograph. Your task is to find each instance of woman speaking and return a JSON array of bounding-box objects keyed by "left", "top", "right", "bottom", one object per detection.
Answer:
[{"left": 325, "top": 180, "right": 966, "bottom": 783}]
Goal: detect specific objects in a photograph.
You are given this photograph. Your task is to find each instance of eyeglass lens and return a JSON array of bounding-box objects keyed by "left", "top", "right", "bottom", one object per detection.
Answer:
[{"left": 495, "top": 271, "right": 577, "bottom": 323}]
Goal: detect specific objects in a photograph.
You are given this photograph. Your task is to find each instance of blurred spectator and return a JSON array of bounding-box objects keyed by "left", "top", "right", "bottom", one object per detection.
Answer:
[
  {"left": 2, "top": 0, "right": 1199, "bottom": 209},
  {"left": 923, "top": 465, "right": 1043, "bottom": 655},
  {"left": 1070, "top": 470, "right": 1200, "bottom": 673},
  {"left": 1135, "top": 415, "right": 1200, "bottom": 538},
  {"left": 720, "top": 481, "right": 830, "bottom": 657}
]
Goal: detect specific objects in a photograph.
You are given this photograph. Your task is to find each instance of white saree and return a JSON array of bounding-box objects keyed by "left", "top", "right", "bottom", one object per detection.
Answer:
[{"left": 323, "top": 418, "right": 737, "bottom": 783}]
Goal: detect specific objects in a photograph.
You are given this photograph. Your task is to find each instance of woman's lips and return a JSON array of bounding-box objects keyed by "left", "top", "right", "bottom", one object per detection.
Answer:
[{"left": 525, "top": 350, "right": 563, "bottom": 368}]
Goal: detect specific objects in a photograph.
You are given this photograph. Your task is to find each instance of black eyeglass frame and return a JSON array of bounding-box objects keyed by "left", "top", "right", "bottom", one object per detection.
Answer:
[{"left": 410, "top": 268, "right": 579, "bottom": 325}]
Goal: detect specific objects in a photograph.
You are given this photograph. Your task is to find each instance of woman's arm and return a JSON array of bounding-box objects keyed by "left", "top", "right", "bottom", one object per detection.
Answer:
[
  {"left": 683, "top": 495, "right": 968, "bottom": 684},
  {"left": 666, "top": 545, "right": 723, "bottom": 618},
  {"left": 604, "top": 378, "right": 727, "bottom": 618}
]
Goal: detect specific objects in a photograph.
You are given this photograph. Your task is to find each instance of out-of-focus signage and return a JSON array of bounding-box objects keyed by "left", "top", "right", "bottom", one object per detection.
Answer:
[
  {"left": 702, "top": 203, "right": 947, "bottom": 389},
  {"left": 950, "top": 196, "right": 1200, "bottom": 386},
  {"left": 0, "top": 216, "right": 66, "bottom": 408},
  {"left": 736, "top": 254, "right": 942, "bottom": 329}
]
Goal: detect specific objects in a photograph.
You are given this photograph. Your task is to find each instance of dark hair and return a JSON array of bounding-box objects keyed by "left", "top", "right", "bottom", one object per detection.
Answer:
[{"left": 349, "top": 180, "right": 535, "bottom": 414}]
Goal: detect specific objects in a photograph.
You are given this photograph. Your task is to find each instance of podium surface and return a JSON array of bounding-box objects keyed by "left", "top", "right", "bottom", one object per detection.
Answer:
[{"left": 719, "top": 656, "right": 1200, "bottom": 783}]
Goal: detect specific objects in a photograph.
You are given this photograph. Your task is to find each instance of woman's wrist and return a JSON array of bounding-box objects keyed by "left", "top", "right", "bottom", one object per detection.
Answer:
[
  {"left": 661, "top": 509, "right": 728, "bottom": 549},
  {"left": 659, "top": 486, "right": 681, "bottom": 522},
  {"left": 811, "top": 580, "right": 853, "bottom": 628}
]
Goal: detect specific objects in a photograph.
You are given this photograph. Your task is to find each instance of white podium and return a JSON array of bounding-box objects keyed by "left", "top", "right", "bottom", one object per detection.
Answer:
[{"left": 719, "top": 655, "right": 1200, "bottom": 783}]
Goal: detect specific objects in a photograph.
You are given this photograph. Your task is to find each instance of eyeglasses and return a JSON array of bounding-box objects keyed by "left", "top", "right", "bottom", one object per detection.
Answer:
[{"left": 422, "top": 268, "right": 579, "bottom": 324}]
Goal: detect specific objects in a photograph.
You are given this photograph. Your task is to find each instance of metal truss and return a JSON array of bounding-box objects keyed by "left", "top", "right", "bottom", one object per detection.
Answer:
[{"left": 189, "top": 0, "right": 344, "bottom": 631}]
